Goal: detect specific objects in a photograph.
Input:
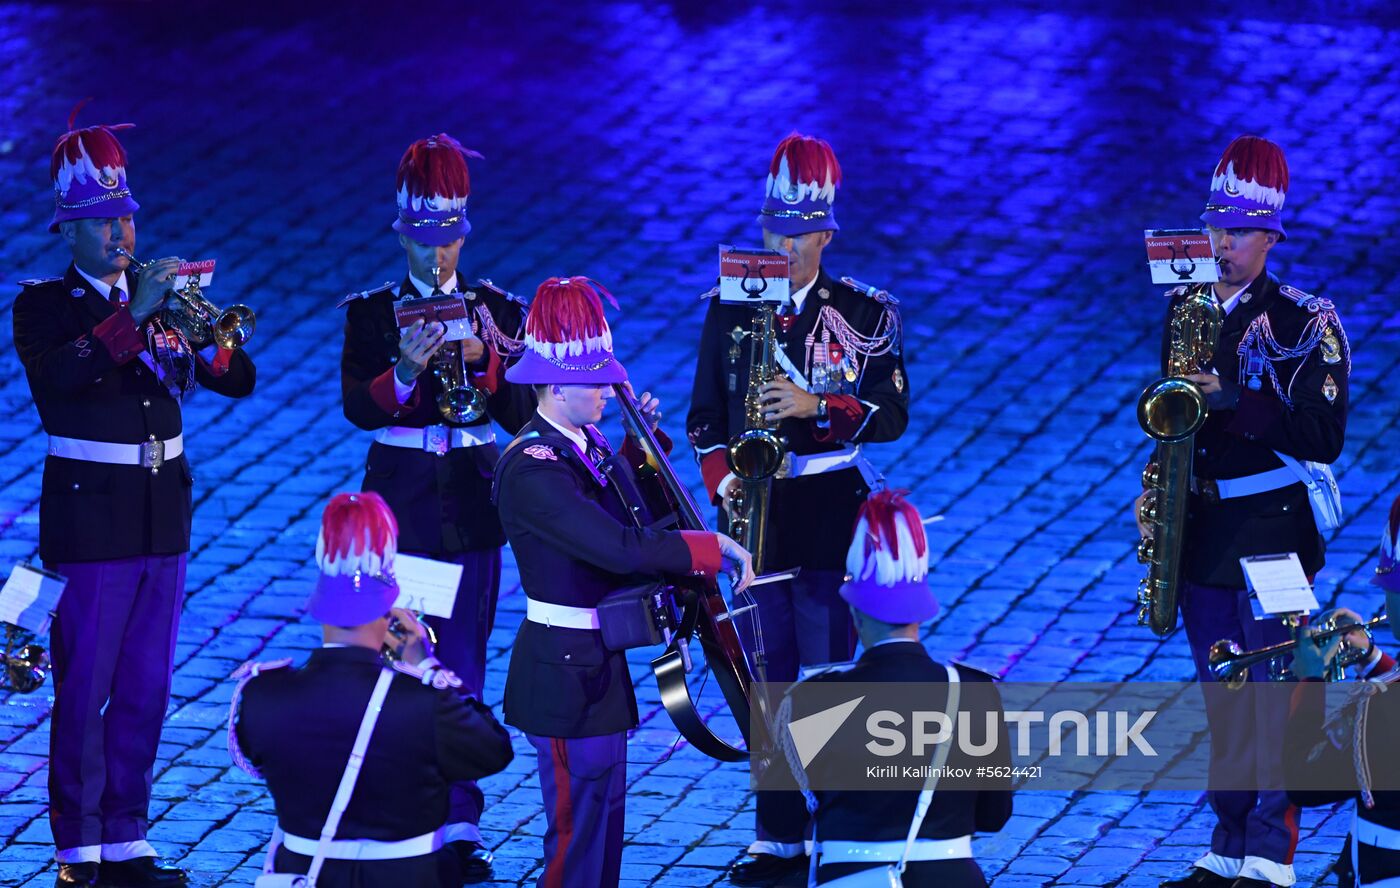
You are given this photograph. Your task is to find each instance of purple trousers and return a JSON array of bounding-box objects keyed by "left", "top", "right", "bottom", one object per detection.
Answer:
[
  {"left": 528, "top": 732, "right": 627, "bottom": 888},
  {"left": 416, "top": 547, "right": 501, "bottom": 839},
  {"left": 45, "top": 554, "right": 185, "bottom": 851},
  {"left": 735, "top": 569, "right": 855, "bottom": 850},
  {"left": 1180, "top": 581, "right": 1299, "bottom": 870}
]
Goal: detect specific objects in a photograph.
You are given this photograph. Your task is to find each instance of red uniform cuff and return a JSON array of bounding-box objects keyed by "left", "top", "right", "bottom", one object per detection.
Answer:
[
  {"left": 468, "top": 347, "right": 502, "bottom": 396},
  {"left": 1226, "top": 389, "right": 1284, "bottom": 440},
  {"left": 700, "top": 450, "right": 730, "bottom": 505},
  {"left": 680, "top": 531, "right": 724, "bottom": 578},
  {"left": 813, "top": 394, "right": 865, "bottom": 443},
  {"left": 202, "top": 347, "right": 234, "bottom": 377},
  {"left": 370, "top": 366, "right": 419, "bottom": 418},
  {"left": 1368, "top": 652, "right": 1397, "bottom": 678},
  {"left": 92, "top": 307, "right": 145, "bottom": 365}
]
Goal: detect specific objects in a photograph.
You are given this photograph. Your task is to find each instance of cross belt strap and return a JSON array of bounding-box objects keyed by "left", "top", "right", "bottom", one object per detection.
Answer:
[
  {"left": 526, "top": 598, "right": 601, "bottom": 630},
  {"left": 374, "top": 424, "right": 496, "bottom": 455},
  {"left": 816, "top": 836, "right": 973, "bottom": 863},
  {"left": 279, "top": 828, "right": 443, "bottom": 861},
  {"left": 1192, "top": 466, "right": 1298, "bottom": 500},
  {"left": 49, "top": 434, "right": 184, "bottom": 469}
]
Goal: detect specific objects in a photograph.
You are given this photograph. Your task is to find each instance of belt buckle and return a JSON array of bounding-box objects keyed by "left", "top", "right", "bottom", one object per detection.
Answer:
[
  {"left": 140, "top": 436, "right": 165, "bottom": 473},
  {"left": 423, "top": 425, "right": 450, "bottom": 457}
]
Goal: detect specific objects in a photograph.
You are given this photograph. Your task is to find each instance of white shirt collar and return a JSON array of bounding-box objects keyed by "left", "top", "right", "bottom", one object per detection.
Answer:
[
  {"left": 788, "top": 276, "right": 817, "bottom": 314},
  {"left": 74, "top": 266, "right": 131, "bottom": 300},
  {"left": 1213, "top": 272, "right": 1263, "bottom": 317},
  {"left": 408, "top": 272, "right": 459, "bottom": 298},
  {"left": 538, "top": 410, "right": 590, "bottom": 453}
]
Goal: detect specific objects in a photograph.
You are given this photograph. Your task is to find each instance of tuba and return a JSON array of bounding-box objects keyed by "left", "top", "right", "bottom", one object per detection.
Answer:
[
  {"left": 1136, "top": 283, "right": 1223, "bottom": 636},
  {"left": 425, "top": 266, "right": 488, "bottom": 424},
  {"left": 115, "top": 249, "right": 256, "bottom": 350},
  {"left": 725, "top": 303, "right": 786, "bottom": 575}
]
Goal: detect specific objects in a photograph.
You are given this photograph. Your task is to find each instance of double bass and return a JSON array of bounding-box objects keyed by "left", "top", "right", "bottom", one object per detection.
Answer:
[{"left": 606, "top": 384, "right": 773, "bottom": 762}]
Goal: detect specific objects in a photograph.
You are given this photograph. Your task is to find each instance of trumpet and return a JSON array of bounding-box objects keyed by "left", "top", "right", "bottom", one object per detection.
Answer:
[
  {"left": 115, "top": 249, "right": 256, "bottom": 350},
  {"left": 2, "top": 624, "right": 49, "bottom": 694},
  {"left": 1208, "top": 613, "right": 1389, "bottom": 689},
  {"left": 425, "top": 266, "right": 488, "bottom": 424}
]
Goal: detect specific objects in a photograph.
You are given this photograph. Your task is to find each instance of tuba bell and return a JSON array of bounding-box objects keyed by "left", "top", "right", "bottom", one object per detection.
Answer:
[
  {"left": 115, "top": 249, "right": 256, "bottom": 350},
  {"left": 1136, "top": 283, "right": 1223, "bottom": 636}
]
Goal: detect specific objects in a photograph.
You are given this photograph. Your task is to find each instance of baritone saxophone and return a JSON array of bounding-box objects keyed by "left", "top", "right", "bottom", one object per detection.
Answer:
[{"left": 1136, "top": 283, "right": 1223, "bottom": 636}]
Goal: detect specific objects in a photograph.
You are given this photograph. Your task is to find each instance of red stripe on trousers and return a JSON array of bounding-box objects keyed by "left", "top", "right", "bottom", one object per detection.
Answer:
[{"left": 544, "top": 738, "right": 574, "bottom": 888}]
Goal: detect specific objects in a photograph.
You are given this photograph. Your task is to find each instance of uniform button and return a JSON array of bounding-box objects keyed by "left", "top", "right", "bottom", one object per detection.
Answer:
[
  {"left": 72, "top": 483, "right": 80, "bottom": 490},
  {"left": 142, "top": 399, "right": 151, "bottom": 407},
  {"left": 563, "top": 653, "right": 572, "bottom": 661}
]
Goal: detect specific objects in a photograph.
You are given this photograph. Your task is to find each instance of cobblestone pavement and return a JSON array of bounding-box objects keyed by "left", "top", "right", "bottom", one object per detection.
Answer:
[{"left": 1, "top": 2, "right": 1398, "bottom": 886}]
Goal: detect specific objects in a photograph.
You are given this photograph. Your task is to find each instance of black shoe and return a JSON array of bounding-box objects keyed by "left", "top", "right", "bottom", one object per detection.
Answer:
[
  {"left": 1230, "top": 879, "right": 1282, "bottom": 888},
  {"left": 1332, "top": 834, "right": 1355, "bottom": 885},
  {"left": 1160, "top": 868, "right": 1235, "bottom": 888},
  {"left": 97, "top": 857, "right": 187, "bottom": 888},
  {"left": 446, "top": 840, "right": 493, "bottom": 885},
  {"left": 729, "top": 853, "right": 808, "bottom": 887},
  {"left": 55, "top": 862, "right": 100, "bottom": 887}
]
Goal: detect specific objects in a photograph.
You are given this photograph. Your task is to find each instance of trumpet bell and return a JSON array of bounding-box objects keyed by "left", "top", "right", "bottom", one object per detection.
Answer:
[
  {"left": 4, "top": 644, "right": 49, "bottom": 694},
  {"left": 213, "top": 304, "right": 256, "bottom": 350},
  {"left": 1138, "top": 377, "right": 1209, "bottom": 443},
  {"left": 1207, "top": 638, "right": 1248, "bottom": 690},
  {"left": 437, "top": 386, "right": 488, "bottom": 424},
  {"left": 727, "top": 429, "right": 785, "bottom": 482}
]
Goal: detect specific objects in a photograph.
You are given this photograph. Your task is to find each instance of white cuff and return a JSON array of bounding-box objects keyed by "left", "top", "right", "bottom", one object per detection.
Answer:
[
  {"left": 56, "top": 845, "right": 101, "bottom": 864},
  {"left": 1240, "top": 855, "right": 1295, "bottom": 886},
  {"left": 393, "top": 371, "right": 416, "bottom": 405},
  {"left": 1193, "top": 852, "right": 1242, "bottom": 879},
  {"left": 102, "top": 840, "right": 158, "bottom": 862},
  {"left": 746, "top": 840, "right": 805, "bottom": 858},
  {"left": 443, "top": 822, "right": 483, "bottom": 845}
]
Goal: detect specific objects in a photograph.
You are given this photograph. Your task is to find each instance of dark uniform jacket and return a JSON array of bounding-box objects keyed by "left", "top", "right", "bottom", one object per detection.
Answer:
[
  {"left": 1166, "top": 270, "right": 1349, "bottom": 588},
  {"left": 13, "top": 265, "right": 256, "bottom": 563},
  {"left": 795, "top": 641, "right": 1013, "bottom": 886},
  {"left": 493, "top": 414, "right": 719, "bottom": 738},
  {"left": 1285, "top": 673, "right": 1400, "bottom": 885},
  {"left": 233, "top": 646, "right": 513, "bottom": 887},
  {"left": 687, "top": 267, "right": 909, "bottom": 571},
  {"left": 340, "top": 277, "right": 534, "bottom": 554}
]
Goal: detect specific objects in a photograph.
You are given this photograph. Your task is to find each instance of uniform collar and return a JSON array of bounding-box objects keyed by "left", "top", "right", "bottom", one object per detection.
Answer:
[
  {"left": 536, "top": 410, "right": 590, "bottom": 453},
  {"left": 407, "top": 271, "right": 459, "bottom": 298},
  {"left": 73, "top": 265, "right": 131, "bottom": 300},
  {"left": 308, "top": 645, "right": 383, "bottom": 665}
]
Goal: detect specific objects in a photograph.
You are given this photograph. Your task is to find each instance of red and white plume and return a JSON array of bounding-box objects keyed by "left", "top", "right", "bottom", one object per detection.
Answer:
[
  {"left": 51, "top": 110, "right": 133, "bottom": 196},
  {"left": 1211, "top": 135, "right": 1289, "bottom": 211},
  {"left": 396, "top": 133, "right": 482, "bottom": 214},
  {"left": 523, "top": 277, "right": 618, "bottom": 361},
  {"left": 316, "top": 492, "right": 399, "bottom": 577},
  {"left": 765, "top": 133, "right": 842, "bottom": 204},
  {"left": 846, "top": 489, "right": 929, "bottom": 587}
]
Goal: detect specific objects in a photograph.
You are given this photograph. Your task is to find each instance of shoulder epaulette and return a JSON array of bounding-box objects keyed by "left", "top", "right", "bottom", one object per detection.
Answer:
[
  {"left": 475, "top": 278, "right": 528, "bottom": 306},
  {"left": 840, "top": 276, "right": 898, "bottom": 306},
  {"left": 230, "top": 657, "right": 294, "bottom": 680},
  {"left": 699, "top": 285, "right": 721, "bottom": 301},
  {"left": 19, "top": 277, "right": 61, "bottom": 288},
  {"left": 1277, "top": 283, "right": 1334, "bottom": 314},
  {"left": 336, "top": 282, "right": 396, "bottom": 309}
]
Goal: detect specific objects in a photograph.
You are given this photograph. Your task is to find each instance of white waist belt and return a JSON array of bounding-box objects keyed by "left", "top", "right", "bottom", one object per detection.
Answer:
[
  {"left": 374, "top": 424, "right": 496, "bottom": 455},
  {"left": 819, "top": 835, "right": 973, "bottom": 863},
  {"left": 526, "top": 598, "right": 600, "bottom": 630},
  {"left": 280, "top": 828, "right": 442, "bottom": 861},
  {"left": 48, "top": 434, "right": 183, "bottom": 469},
  {"left": 779, "top": 445, "right": 879, "bottom": 487},
  {"left": 1193, "top": 466, "right": 1298, "bottom": 499},
  {"left": 1356, "top": 814, "right": 1400, "bottom": 852}
]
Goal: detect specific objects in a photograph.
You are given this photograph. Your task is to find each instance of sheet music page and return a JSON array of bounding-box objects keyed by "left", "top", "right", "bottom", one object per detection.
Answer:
[
  {"left": 1240, "top": 553, "right": 1318, "bottom": 615},
  {"left": 392, "top": 554, "right": 464, "bottom": 618}
]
